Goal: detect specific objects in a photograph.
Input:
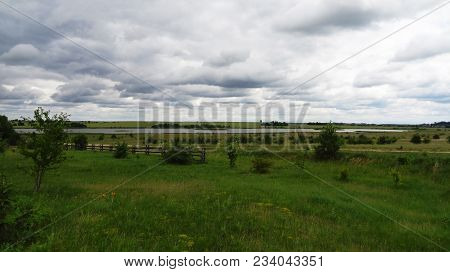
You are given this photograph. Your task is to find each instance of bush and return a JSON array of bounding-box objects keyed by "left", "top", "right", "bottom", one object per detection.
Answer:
[
  {"left": 226, "top": 142, "right": 239, "bottom": 168},
  {"left": 0, "top": 140, "right": 5, "bottom": 154},
  {"left": 423, "top": 136, "right": 431, "bottom": 144},
  {"left": 251, "top": 157, "right": 272, "bottom": 174},
  {"left": 432, "top": 134, "right": 440, "bottom": 139},
  {"left": 339, "top": 169, "right": 349, "bottom": 182},
  {"left": 390, "top": 168, "right": 401, "bottom": 186},
  {"left": 72, "top": 134, "right": 88, "bottom": 150},
  {"left": 0, "top": 175, "right": 47, "bottom": 247},
  {"left": 111, "top": 134, "right": 117, "bottom": 139},
  {"left": 397, "top": 157, "right": 408, "bottom": 165},
  {"left": 162, "top": 147, "right": 193, "bottom": 165},
  {"left": 410, "top": 134, "right": 421, "bottom": 144},
  {"left": 447, "top": 136, "right": 450, "bottom": 143},
  {"left": 315, "top": 123, "right": 342, "bottom": 160},
  {"left": 98, "top": 134, "right": 105, "bottom": 141},
  {"left": 377, "top": 136, "right": 397, "bottom": 144},
  {"left": 113, "top": 142, "right": 128, "bottom": 159}
]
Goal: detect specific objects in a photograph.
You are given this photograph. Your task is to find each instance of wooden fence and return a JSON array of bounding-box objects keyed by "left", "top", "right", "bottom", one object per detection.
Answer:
[{"left": 64, "top": 143, "right": 206, "bottom": 163}]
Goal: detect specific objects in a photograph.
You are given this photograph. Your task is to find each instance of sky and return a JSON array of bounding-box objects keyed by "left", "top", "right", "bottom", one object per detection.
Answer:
[{"left": 0, "top": 0, "right": 449, "bottom": 124}]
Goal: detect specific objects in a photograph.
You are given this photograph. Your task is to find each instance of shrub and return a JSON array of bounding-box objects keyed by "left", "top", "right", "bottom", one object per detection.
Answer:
[
  {"left": 72, "top": 134, "right": 88, "bottom": 150},
  {"left": 0, "top": 140, "right": 5, "bottom": 154},
  {"left": 432, "top": 134, "right": 440, "bottom": 139},
  {"left": 315, "top": 123, "right": 342, "bottom": 160},
  {"left": 0, "top": 175, "right": 47, "bottom": 246},
  {"left": 251, "top": 157, "right": 272, "bottom": 174},
  {"left": 377, "top": 136, "right": 397, "bottom": 144},
  {"left": 423, "top": 136, "right": 431, "bottom": 144},
  {"left": 447, "top": 136, "right": 450, "bottom": 143},
  {"left": 162, "top": 147, "right": 193, "bottom": 165},
  {"left": 339, "top": 169, "right": 349, "bottom": 182},
  {"left": 111, "top": 134, "right": 117, "bottom": 139},
  {"left": 98, "top": 134, "right": 105, "bottom": 141},
  {"left": 397, "top": 157, "right": 408, "bottom": 165},
  {"left": 113, "top": 142, "right": 128, "bottom": 159},
  {"left": 226, "top": 142, "right": 239, "bottom": 168},
  {"left": 410, "top": 134, "right": 421, "bottom": 144},
  {"left": 390, "top": 168, "right": 401, "bottom": 186}
]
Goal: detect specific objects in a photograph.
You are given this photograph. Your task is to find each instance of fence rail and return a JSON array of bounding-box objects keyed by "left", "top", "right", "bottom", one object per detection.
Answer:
[{"left": 64, "top": 143, "right": 206, "bottom": 162}]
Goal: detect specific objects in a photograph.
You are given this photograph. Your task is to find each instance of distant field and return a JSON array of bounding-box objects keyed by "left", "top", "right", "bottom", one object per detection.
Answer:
[
  {"left": 1, "top": 149, "right": 449, "bottom": 251},
  {"left": 64, "top": 129, "right": 450, "bottom": 153}
]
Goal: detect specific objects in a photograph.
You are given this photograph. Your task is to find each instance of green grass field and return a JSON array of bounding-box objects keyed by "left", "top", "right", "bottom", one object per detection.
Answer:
[{"left": 1, "top": 148, "right": 449, "bottom": 251}]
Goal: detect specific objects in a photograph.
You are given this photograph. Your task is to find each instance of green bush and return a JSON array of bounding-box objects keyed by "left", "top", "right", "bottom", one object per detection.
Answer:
[
  {"left": 98, "top": 134, "right": 105, "bottom": 141},
  {"left": 339, "top": 169, "right": 349, "bottom": 182},
  {"left": 447, "top": 136, "right": 450, "bottom": 143},
  {"left": 72, "top": 134, "right": 88, "bottom": 150},
  {"left": 423, "top": 136, "right": 431, "bottom": 144},
  {"left": 0, "top": 175, "right": 47, "bottom": 247},
  {"left": 226, "top": 143, "right": 239, "bottom": 168},
  {"left": 162, "top": 147, "right": 193, "bottom": 165},
  {"left": 315, "top": 123, "right": 342, "bottom": 160},
  {"left": 397, "top": 157, "right": 408, "bottom": 165},
  {"left": 390, "top": 168, "right": 401, "bottom": 186},
  {"left": 377, "top": 136, "right": 397, "bottom": 144},
  {"left": 113, "top": 142, "right": 128, "bottom": 159},
  {"left": 432, "top": 134, "right": 440, "bottom": 139},
  {"left": 251, "top": 157, "right": 272, "bottom": 174},
  {"left": 410, "top": 134, "right": 421, "bottom": 144}
]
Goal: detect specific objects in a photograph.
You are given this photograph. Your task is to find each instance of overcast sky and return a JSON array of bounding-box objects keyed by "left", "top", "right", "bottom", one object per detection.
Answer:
[{"left": 0, "top": 0, "right": 449, "bottom": 123}]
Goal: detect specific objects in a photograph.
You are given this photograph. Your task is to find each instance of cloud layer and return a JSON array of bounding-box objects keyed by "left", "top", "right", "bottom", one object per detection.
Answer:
[{"left": 0, "top": 0, "right": 449, "bottom": 123}]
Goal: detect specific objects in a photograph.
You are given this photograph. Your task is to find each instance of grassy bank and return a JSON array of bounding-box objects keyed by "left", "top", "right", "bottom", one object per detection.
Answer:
[{"left": 1, "top": 150, "right": 449, "bottom": 251}]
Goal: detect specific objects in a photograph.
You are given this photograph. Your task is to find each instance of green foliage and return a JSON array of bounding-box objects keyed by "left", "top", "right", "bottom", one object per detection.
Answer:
[
  {"left": 397, "top": 157, "right": 408, "bottom": 165},
  {"left": 423, "top": 136, "right": 431, "bottom": 144},
  {"left": 432, "top": 134, "right": 440, "bottom": 139},
  {"left": 19, "top": 107, "right": 69, "bottom": 192},
  {"left": 251, "top": 157, "right": 272, "bottom": 174},
  {"left": 339, "top": 169, "right": 349, "bottom": 182},
  {"left": 0, "top": 115, "right": 20, "bottom": 146},
  {"left": 0, "top": 140, "right": 5, "bottom": 154},
  {"left": 315, "top": 123, "right": 342, "bottom": 160},
  {"left": 226, "top": 140, "right": 239, "bottom": 168},
  {"left": 410, "top": 134, "right": 422, "bottom": 144},
  {"left": 113, "top": 142, "right": 128, "bottom": 159},
  {"left": 72, "top": 134, "right": 88, "bottom": 150},
  {"left": 111, "top": 134, "right": 117, "bottom": 139},
  {"left": 376, "top": 136, "right": 397, "bottom": 144},
  {"left": 447, "top": 136, "right": 450, "bottom": 143},
  {"left": 390, "top": 168, "right": 401, "bottom": 186},
  {"left": 0, "top": 175, "right": 47, "bottom": 247},
  {"left": 98, "top": 134, "right": 105, "bottom": 141},
  {"left": 346, "top": 134, "right": 373, "bottom": 144},
  {"left": 162, "top": 146, "right": 193, "bottom": 165}
]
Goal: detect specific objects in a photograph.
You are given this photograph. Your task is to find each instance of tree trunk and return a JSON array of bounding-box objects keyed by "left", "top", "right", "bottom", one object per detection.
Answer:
[{"left": 34, "top": 168, "right": 43, "bottom": 192}]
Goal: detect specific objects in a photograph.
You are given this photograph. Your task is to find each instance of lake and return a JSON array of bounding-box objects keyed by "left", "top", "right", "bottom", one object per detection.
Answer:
[{"left": 15, "top": 128, "right": 407, "bottom": 134}]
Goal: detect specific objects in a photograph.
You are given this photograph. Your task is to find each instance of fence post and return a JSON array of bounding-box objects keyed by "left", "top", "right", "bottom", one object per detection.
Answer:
[{"left": 201, "top": 148, "right": 206, "bottom": 163}]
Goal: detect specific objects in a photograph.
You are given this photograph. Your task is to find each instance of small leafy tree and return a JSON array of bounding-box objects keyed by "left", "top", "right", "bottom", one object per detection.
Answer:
[
  {"left": 315, "top": 122, "right": 342, "bottom": 159},
  {"left": 20, "top": 108, "right": 69, "bottom": 192},
  {"left": 226, "top": 140, "right": 239, "bottom": 168},
  {"left": 114, "top": 142, "right": 128, "bottom": 159},
  {"left": 410, "top": 134, "right": 421, "bottom": 144},
  {"left": 72, "top": 134, "right": 88, "bottom": 150}
]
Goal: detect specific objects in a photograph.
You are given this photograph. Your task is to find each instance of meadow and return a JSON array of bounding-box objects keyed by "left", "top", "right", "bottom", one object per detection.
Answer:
[{"left": 1, "top": 147, "right": 449, "bottom": 251}]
